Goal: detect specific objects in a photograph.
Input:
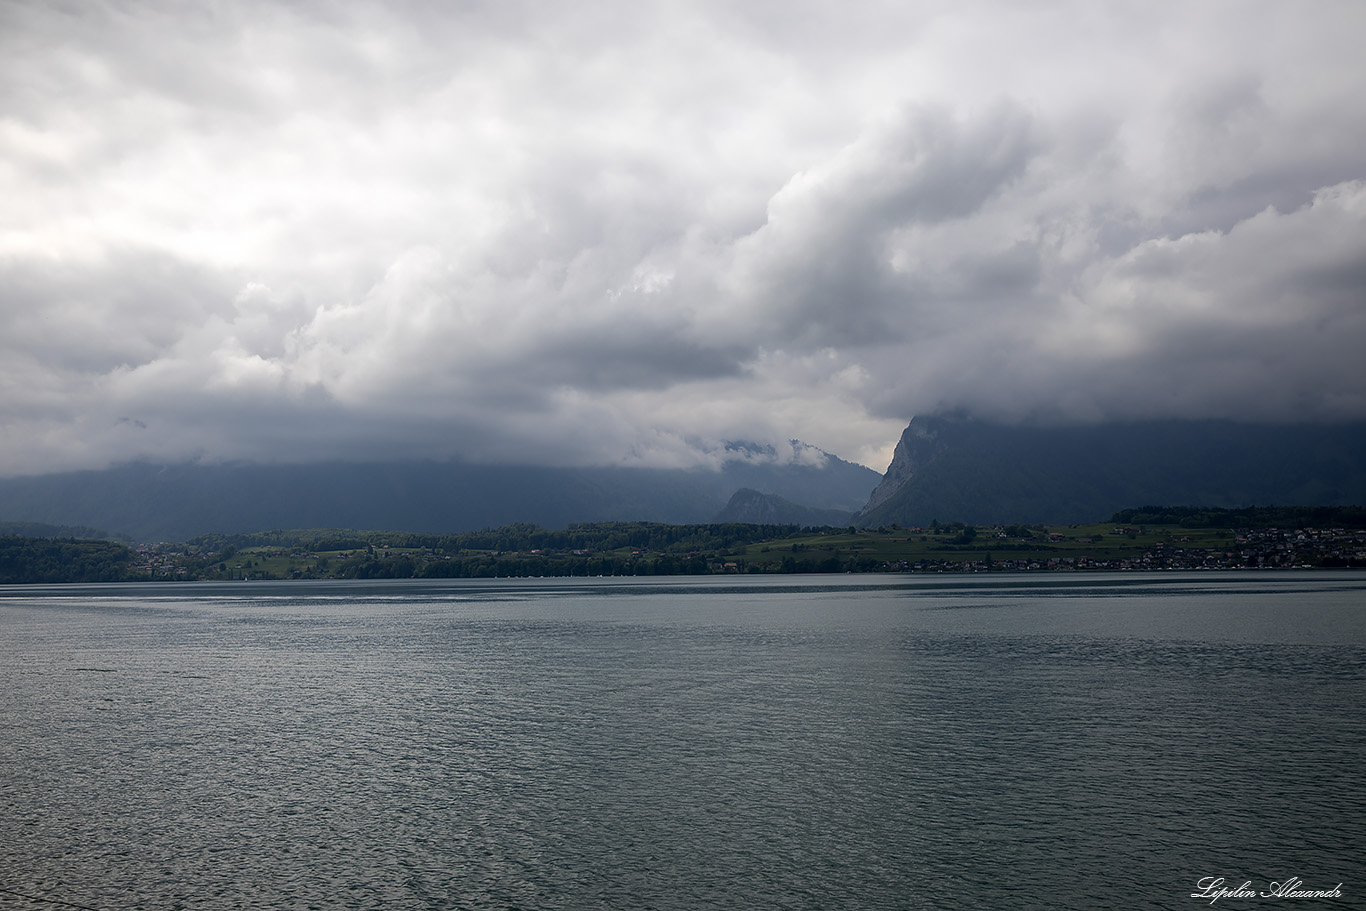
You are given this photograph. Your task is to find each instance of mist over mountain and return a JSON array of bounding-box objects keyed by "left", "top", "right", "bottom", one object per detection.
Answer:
[
  {"left": 0, "top": 443, "right": 878, "bottom": 542},
  {"left": 854, "top": 416, "right": 1366, "bottom": 528}
]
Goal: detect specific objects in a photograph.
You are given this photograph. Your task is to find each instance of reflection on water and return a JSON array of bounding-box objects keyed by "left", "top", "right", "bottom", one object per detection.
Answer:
[{"left": 1, "top": 573, "right": 1363, "bottom": 910}]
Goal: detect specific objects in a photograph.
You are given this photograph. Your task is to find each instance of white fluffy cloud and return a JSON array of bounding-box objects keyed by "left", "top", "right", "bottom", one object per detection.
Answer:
[{"left": 2, "top": 0, "right": 1364, "bottom": 476}]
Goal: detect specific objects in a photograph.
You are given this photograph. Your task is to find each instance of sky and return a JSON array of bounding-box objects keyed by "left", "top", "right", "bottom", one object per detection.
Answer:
[{"left": 2, "top": 0, "right": 1364, "bottom": 477}]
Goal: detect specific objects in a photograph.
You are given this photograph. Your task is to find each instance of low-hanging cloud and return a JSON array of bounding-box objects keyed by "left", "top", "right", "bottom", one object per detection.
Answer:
[{"left": 2, "top": 0, "right": 1364, "bottom": 477}]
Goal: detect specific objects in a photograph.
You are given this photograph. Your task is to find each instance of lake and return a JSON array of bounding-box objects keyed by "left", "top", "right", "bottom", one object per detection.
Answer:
[{"left": 2, "top": 572, "right": 1363, "bottom": 910}]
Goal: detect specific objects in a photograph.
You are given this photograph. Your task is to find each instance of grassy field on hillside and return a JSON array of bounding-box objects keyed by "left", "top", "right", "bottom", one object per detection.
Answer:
[
  {"left": 96, "top": 510, "right": 1362, "bottom": 582},
  {"left": 722, "top": 522, "right": 1241, "bottom": 572}
]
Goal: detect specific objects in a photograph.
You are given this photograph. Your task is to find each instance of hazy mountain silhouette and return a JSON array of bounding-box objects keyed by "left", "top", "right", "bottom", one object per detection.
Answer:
[
  {"left": 0, "top": 443, "right": 879, "bottom": 542},
  {"left": 854, "top": 415, "right": 1366, "bottom": 527},
  {"left": 713, "top": 488, "right": 855, "bottom": 526}
]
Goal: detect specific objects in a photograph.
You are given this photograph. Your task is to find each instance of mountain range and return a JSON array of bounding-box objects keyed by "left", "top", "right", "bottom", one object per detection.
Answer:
[
  {"left": 853, "top": 415, "right": 1366, "bottom": 528},
  {"left": 0, "top": 442, "right": 879, "bottom": 542},
  {"left": 3, "top": 417, "right": 1364, "bottom": 542}
]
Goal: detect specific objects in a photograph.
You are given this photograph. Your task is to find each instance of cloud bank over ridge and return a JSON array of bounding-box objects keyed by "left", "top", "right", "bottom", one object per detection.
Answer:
[{"left": 3, "top": 0, "right": 1364, "bottom": 476}]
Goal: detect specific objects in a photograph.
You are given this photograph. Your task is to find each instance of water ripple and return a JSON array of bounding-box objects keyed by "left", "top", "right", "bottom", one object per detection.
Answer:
[{"left": 2, "top": 574, "right": 1363, "bottom": 910}]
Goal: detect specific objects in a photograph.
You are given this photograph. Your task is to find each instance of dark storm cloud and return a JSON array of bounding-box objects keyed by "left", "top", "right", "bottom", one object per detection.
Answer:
[
  {"left": 2, "top": 0, "right": 1364, "bottom": 475},
  {"left": 725, "top": 103, "right": 1039, "bottom": 348}
]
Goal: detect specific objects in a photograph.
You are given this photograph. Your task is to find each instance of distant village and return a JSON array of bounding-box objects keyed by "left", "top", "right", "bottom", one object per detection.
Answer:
[
  {"left": 885, "top": 525, "right": 1366, "bottom": 574},
  {"left": 122, "top": 522, "right": 1366, "bottom": 581}
]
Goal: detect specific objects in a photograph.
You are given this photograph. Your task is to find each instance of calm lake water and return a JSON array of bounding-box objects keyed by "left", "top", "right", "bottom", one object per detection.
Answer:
[{"left": 1, "top": 572, "right": 1363, "bottom": 910}]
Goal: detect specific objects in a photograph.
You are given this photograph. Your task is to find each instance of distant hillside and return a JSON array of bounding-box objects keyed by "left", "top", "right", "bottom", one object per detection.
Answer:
[
  {"left": 0, "top": 521, "right": 124, "bottom": 541},
  {"left": 713, "top": 488, "right": 854, "bottom": 527},
  {"left": 0, "top": 537, "right": 135, "bottom": 583},
  {"left": 0, "top": 443, "right": 879, "bottom": 542},
  {"left": 854, "top": 416, "right": 1366, "bottom": 528},
  {"left": 1109, "top": 504, "right": 1366, "bottom": 529}
]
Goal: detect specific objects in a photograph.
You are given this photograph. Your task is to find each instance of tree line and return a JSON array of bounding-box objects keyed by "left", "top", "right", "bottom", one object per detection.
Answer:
[
  {"left": 1110, "top": 505, "right": 1366, "bottom": 529},
  {"left": 186, "top": 521, "right": 815, "bottom": 557},
  {"left": 0, "top": 537, "right": 135, "bottom": 583},
  {"left": 4, "top": 506, "right": 1363, "bottom": 583}
]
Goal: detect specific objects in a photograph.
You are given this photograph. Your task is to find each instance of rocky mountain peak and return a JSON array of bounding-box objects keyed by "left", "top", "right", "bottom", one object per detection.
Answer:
[{"left": 855, "top": 416, "right": 952, "bottom": 517}]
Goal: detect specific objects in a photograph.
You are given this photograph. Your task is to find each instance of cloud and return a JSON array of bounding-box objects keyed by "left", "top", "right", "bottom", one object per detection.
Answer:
[{"left": 2, "top": 0, "right": 1365, "bottom": 477}]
